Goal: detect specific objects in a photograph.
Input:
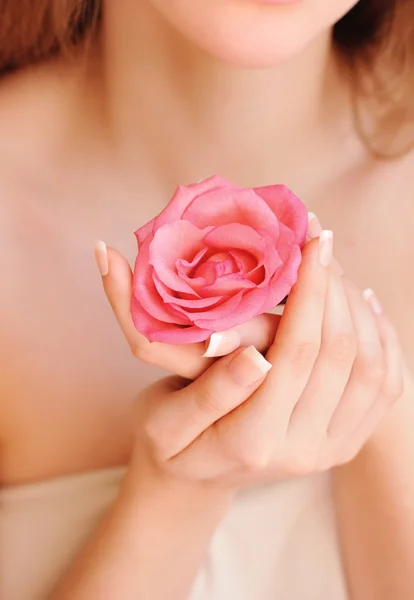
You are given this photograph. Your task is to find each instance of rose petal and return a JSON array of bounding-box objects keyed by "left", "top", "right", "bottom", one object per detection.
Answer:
[
  {"left": 134, "top": 219, "right": 155, "bottom": 250},
  {"left": 175, "top": 248, "right": 211, "bottom": 290},
  {"left": 199, "top": 274, "right": 256, "bottom": 295},
  {"left": 229, "top": 249, "right": 257, "bottom": 274},
  {"left": 173, "top": 290, "right": 244, "bottom": 323},
  {"left": 174, "top": 224, "right": 269, "bottom": 298},
  {"left": 261, "top": 223, "right": 303, "bottom": 312},
  {"left": 228, "top": 249, "right": 265, "bottom": 285},
  {"left": 204, "top": 223, "right": 266, "bottom": 257},
  {"left": 194, "top": 224, "right": 301, "bottom": 329},
  {"left": 176, "top": 247, "right": 209, "bottom": 274},
  {"left": 193, "top": 260, "right": 219, "bottom": 284},
  {"left": 150, "top": 325, "right": 213, "bottom": 344},
  {"left": 246, "top": 266, "right": 265, "bottom": 285},
  {"left": 194, "top": 288, "right": 265, "bottom": 331},
  {"left": 133, "top": 239, "right": 191, "bottom": 325},
  {"left": 135, "top": 282, "right": 191, "bottom": 325},
  {"left": 132, "top": 296, "right": 212, "bottom": 343},
  {"left": 153, "top": 175, "right": 232, "bottom": 230},
  {"left": 192, "top": 257, "right": 237, "bottom": 283},
  {"left": 149, "top": 221, "right": 211, "bottom": 296},
  {"left": 254, "top": 184, "right": 308, "bottom": 246},
  {"left": 253, "top": 230, "right": 282, "bottom": 285},
  {"left": 204, "top": 224, "right": 282, "bottom": 290},
  {"left": 213, "top": 258, "right": 239, "bottom": 276},
  {"left": 182, "top": 187, "right": 279, "bottom": 239},
  {"left": 153, "top": 272, "right": 224, "bottom": 309}
]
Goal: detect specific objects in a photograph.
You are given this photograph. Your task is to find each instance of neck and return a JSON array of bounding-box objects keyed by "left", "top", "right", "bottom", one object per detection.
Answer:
[{"left": 97, "top": 0, "right": 349, "bottom": 188}]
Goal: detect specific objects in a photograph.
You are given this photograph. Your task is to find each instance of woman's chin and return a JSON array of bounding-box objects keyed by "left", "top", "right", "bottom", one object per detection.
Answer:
[
  {"left": 186, "top": 27, "right": 316, "bottom": 69},
  {"left": 212, "top": 41, "right": 312, "bottom": 69},
  {"left": 148, "top": 0, "right": 344, "bottom": 68}
]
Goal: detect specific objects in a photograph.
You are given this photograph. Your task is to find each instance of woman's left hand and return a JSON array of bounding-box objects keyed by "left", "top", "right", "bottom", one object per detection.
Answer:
[{"left": 97, "top": 228, "right": 404, "bottom": 476}]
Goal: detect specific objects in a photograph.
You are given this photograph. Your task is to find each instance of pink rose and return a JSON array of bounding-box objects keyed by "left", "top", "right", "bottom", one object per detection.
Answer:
[{"left": 132, "top": 175, "right": 307, "bottom": 344}]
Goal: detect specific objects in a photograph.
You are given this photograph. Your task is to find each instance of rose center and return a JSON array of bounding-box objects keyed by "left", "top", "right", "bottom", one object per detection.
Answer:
[{"left": 191, "top": 251, "right": 240, "bottom": 285}]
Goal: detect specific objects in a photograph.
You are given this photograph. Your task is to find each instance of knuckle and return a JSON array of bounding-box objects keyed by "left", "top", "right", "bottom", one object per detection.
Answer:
[
  {"left": 354, "top": 353, "right": 385, "bottom": 386},
  {"left": 142, "top": 413, "right": 174, "bottom": 460},
  {"left": 383, "top": 377, "right": 404, "bottom": 402},
  {"left": 232, "top": 442, "right": 270, "bottom": 472},
  {"left": 324, "top": 332, "right": 357, "bottom": 366},
  {"left": 287, "top": 341, "right": 320, "bottom": 372},
  {"left": 284, "top": 452, "right": 317, "bottom": 476},
  {"left": 342, "top": 446, "right": 360, "bottom": 464},
  {"left": 196, "top": 388, "right": 226, "bottom": 416},
  {"left": 340, "top": 439, "right": 362, "bottom": 464},
  {"left": 142, "top": 416, "right": 165, "bottom": 453},
  {"left": 142, "top": 416, "right": 158, "bottom": 445},
  {"left": 130, "top": 340, "right": 152, "bottom": 362}
]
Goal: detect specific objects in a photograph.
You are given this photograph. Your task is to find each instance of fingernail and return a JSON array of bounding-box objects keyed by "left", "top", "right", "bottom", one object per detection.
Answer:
[
  {"left": 307, "top": 212, "right": 323, "bottom": 241},
  {"left": 363, "top": 288, "right": 383, "bottom": 316},
  {"left": 94, "top": 240, "right": 109, "bottom": 276},
  {"left": 228, "top": 346, "right": 272, "bottom": 387},
  {"left": 319, "top": 230, "right": 333, "bottom": 267},
  {"left": 203, "top": 330, "right": 241, "bottom": 358}
]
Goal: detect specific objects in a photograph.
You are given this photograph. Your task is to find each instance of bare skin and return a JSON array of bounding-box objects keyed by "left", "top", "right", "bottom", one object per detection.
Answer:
[
  {"left": 0, "top": 51, "right": 413, "bottom": 486},
  {"left": 1, "top": 1, "right": 414, "bottom": 597}
]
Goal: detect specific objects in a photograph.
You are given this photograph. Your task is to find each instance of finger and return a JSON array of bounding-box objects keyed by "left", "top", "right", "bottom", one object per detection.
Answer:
[
  {"left": 327, "top": 281, "right": 384, "bottom": 438},
  {"left": 200, "top": 210, "right": 324, "bottom": 360},
  {"left": 143, "top": 346, "right": 272, "bottom": 460},
  {"left": 306, "top": 212, "right": 323, "bottom": 242},
  {"left": 95, "top": 243, "right": 213, "bottom": 379},
  {"left": 347, "top": 297, "right": 404, "bottom": 453},
  {"left": 96, "top": 242, "right": 141, "bottom": 347},
  {"left": 287, "top": 267, "right": 356, "bottom": 439},
  {"left": 216, "top": 234, "right": 332, "bottom": 455},
  {"left": 202, "top": 312, "right": 282, "bottom": 358}
]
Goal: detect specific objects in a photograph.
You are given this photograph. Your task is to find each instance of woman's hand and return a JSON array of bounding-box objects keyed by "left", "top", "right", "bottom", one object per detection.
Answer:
[
  {"left": 107, "top": 235, "right": 403, "bottom": 485},
  {"left": 95, "top": 241, "right": 282, "bottom": 379}
]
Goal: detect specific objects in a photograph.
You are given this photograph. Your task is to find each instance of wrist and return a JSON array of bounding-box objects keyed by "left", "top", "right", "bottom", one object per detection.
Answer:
[{"left": 121, "top": 449, "right": 235, "bottom": 520}]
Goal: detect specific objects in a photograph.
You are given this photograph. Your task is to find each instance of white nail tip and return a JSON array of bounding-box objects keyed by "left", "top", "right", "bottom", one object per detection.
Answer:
[
  {"left": 243, "top": 346, "right": 272, "bottom": 374},
  {"left": 202, "top": 333, "right": 224, "bottom": 358},
  {"left": 363, "top": 288, "right": 374, "bottom": 301},
  {"left": 319, "top": 230, "right": 333, "bottom": 242}
]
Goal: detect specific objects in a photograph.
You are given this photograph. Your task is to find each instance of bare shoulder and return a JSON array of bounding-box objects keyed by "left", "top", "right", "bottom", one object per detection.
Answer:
[
  {"left": 0, "top": 57, "right": 87, "bottom": 181},
  {"left": 0, "top": 58, "right": 78, "bottom": 414},
  {"left": 0, "top": 56, "right": 88, "bottom": 295}
]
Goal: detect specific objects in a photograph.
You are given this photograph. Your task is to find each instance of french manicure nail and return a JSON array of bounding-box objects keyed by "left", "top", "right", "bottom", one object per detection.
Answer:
[
  {"left": 307, "top": 212, "right": 323, "bottom": 241},
  {"left": 228, "top": 346, "right": 272, "bottom": 387},
  {"left": 202, "top": 330, "right": 241, "bottom": 358},
  {"left": 318, "top": 230, "right": 333, "bottom": 267},
  {"left": 94, "top": 240, "right": 109, "bottom": 276},
  {"left": 363, "top": 288, "right": 383, "bottom": 316}
]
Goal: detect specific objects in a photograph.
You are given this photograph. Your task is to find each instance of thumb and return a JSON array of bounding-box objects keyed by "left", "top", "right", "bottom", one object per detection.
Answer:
[
  {"left": 94, "top": 241, "right": 215, "bottom": 378},
  {"left": 148, "top": 346, "right": 272, "bottom": 459},
  {"left": 203, "top": 312, "right": 282, "bottom": 358},
  {"left": 94, "top": 241, "right": 144, "bottom": 351}
]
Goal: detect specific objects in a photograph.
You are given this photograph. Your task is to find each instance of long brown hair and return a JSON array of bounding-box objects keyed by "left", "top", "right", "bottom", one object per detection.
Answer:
[{"left": 0, "top": 0, "right": 413, "bottom": 155}]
